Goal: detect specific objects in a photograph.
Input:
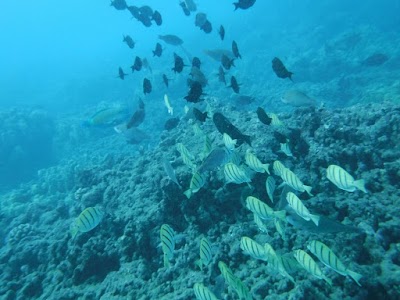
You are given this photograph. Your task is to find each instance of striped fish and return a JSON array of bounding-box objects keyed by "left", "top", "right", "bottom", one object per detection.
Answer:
[
  {"left": 181, "top": 153, "right": 196, "bottom": 170},
  {"left": 184, "top": 172, "right": 205, "bottom": 199},
  {"left": 162, "top": 158, "right": 181, "bottom": 188},
  {"left": 272, "top": 160, "right": 286, "bottom": 177},
  {"left": 234, "top": 278, "right": 252, "bottom": 300},
  {"left": 253, "top": 213, "right": 269, "bottom": 234},
  {"left": 280, "top": 254, "right": 301, "bottom": 274},
  {"left": 223, "top": 133, "right": 237, "bottom": 151},
  {"left": 264, "top": 243, "right": 295, "bottom": 283},
  {"left": 227, "top": 150, "right": 242, "bottom": 166},
  {"left": 193, "top": 283, "right": 218, "bottom": 300},
  {"left": 270, "top": 113, "right": 283, "bottom": 126},
  {"left": 293, "top": 249, "right": 332, "bottom": 286},
  {"left": 326, "top": 165, "right": 367, "bottom": 193},
  {"left": 280, "top": 142, "right": 293, "bottom": 157},
  {"left": 240, "top": 236, "right": 267, "bottom": 261},
  {"left": 199, "top": 237, "right": 212, "bottom": 270},
  {"left": 176, "top": 143, "right": 195, "bottom": 160},
  {"left": 218, "top": 261, "right": 251, "bottom": 300},
  {"left": 280, "top": 167, "right": 313, "bottom": 196},
  {"left": 286, "top": 192, "right": 320, "bottom": 226},
  {"left": 307, "top": 240, "right": 362, "bottom": 286},
  {"left": 201, "top": 134, "right": 212, "bottom": 160},
  {"left": 274, "top": 218, "right": 286, "bottom": 240},
  {"left": 224, "top": 163, "right": 251, "bottom": 184},
  {"left": 160, "top": 224, "right": 175, "bottom": 267},
  {"left": 266, "top": 176, "right": 276, "bottom": 203},
  {"left": 71, "top": 207, "right": 104, "bottom": 239},
  {"left": 245, "top": 150, "right": 270, "bottom": 174},
  {"left": 245, "top": 196, "right": 286, "bottom": 221}
]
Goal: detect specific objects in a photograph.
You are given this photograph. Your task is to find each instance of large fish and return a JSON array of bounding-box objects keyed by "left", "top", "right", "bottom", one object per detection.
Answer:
[
  {"left": 213, "top": 112, "right": 251, "bottom": 146},
  {"left": 281, "top": 90, "right": 316, "bottom": 107}
]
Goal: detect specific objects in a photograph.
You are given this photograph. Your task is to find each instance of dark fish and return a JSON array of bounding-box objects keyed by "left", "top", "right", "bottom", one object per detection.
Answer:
[
  {"left": 162, "top": 74, "right": 170, "bottom": 88},
  {"left": 272, "top": 57, "right": 293, "bottom": 81},
  {"left": 184, "top": 0, "right": 197, "bottom": 11},
  {"left": 195, "top": 13, "right": 207, "bottom": 27},
  {"left": 172, "top": 53, "right": 185, "bottom": 73},
  {"left": 184, "top": 81, "right": 204, "bottom": 103},
  {"left": 127, "top": 100, "right": 145, "bottom": 128},
  {"left": 131, "top": 56, "right": 143, "bottom": 72},
  {"left": 142, "top": 58, "right": 152, "bottom": 73},
  {"left": 143, "top": 78, "right": 152, "bottom": 94},
  {"left": 362, "top": 53, "right": 388, "bottom": 66},
  {"left": 118, "top": 67, "right": 128, "bottom": 80},
  {"left": 192, "top": 108, "right": 208, "bottom": 123},
  {"left": 228, "top": 76, "right": 240, "bottom": 93},
  {"left": 213, "top": 112, "right": 251, "bottom": 146},
  {"left": 233, "top": 0, "right": 256, "bottom": 10},
  {"left": 198, "top": 148, "right": 227, "bottom": 173},
  {"left": 235, "top": 95, "right": 255, "bottom": 106},
  {"left": 111, "top": 0, "right": 127, "bottom": 10},
  {"left": 152, "top": 10, "right": 162, "bottom": 26},
  {"left": 256, "top": 107, "right": 272, "bottom": 125},
  {"left": 179, "top": 1, "right": 191, "bottom": 16},
  {"left": 219, "top": 25, "right": 225, "bottom": 40},
  {"left": 192, "top": 57, "right": 201, "bottom": 69},
  {"left": 218, "top": 66, "right": 226, "bottom": 85},
  {"left": 221, "top": 54, "right": 235, "bottom": 70},
  {"left": 138, "top": 15, "right": 152, "bottom": 27},
  {"left": 139, "top": 5, "right": 153, "bottom": 17},
  {"left": 190, "top": 67, "right": 207, "bottom": 87},
  {"left": 164, "top": 117, "right": 180, "bottom": 130},
  {"left": 232, "top": 41, "right": 241, "bottom": 59},
  {"left": 153, "top": 43, "right": 163, "bottom": 57},
  {"left": 201, "top": 20, "right": 212, "bottom": 34},
  {"left": 159, "top": 34, "right": 183, "bottom": 46},
  {"left": 123, "top": 35, "right": 135, "bottom": 49},
  {"left": 127, "top": 5, "right": 140, "bottom": 19},
  {"left": 274, "top": 131, "right": 287, "bottom": 143}
]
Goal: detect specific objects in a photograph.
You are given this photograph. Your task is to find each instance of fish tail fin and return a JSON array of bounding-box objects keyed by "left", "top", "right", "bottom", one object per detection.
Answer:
[
  {"left": 183, "top": 189, "right": 192, "bottom": 199},
  {"left": 233, "top": 3, "right": 239, "bottom": 11},
  {"left": 274, "top": 210, "right": 286, "bottom": 220},
  {"left": 163, "top": 253, "right": 170, "bottom": 268},
  {"left": 70, "top": 226, "right": 78, "bottom": 239},
  {"left": 263, "top": 164, "right": 270, "bottom": 174},
  {"left": 152, "top": 50, "right": 156, "bottom": 56},
  {"left": 289, "top": 72, "right": 294, "bottom": 82},
  {"left": 354, "top": 179, "right": 367, "bottom": 193},
  {"left": 347, "top": 269, "right": 362, "bottom": 286},
  {"left": 324, "top": 276, "right": 333, "bottom": 286},
  {"left": 243, "top": 134, "right": 252, "bottom": 146},
  {"left": 304, "top": 185, "right": 313, "bottom": 196},
  {"left": 310, "top": 214, "right": 320, "bottom": 226}
]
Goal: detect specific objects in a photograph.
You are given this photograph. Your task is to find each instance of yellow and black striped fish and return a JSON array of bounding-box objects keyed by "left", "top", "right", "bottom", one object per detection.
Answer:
[
  {"left": 201, "top": 134, "right": 212, "bottom": 160},
  {"left": 286, "top": 192, "right": 319, "bottom": 226},
  {"left": 193, "top": 283, "right": 218, "bottom": 300},
  {"left": 199, "top": 237, "right": 212, "bottom": 271},
  {"left": 266, "top": 176, "right": 276, "bottom": 203},
  {"left": 160, "top": 224, "right": 175, "bottom": 268},
  {"left": 293, "top": 249, "right": 332, "bottom": 286},
  {"left": 240, "top": 236, "right": 267, "bottom": 261},
  {"left": 307, "top": 240, "right": 362, "bottom": 286},
  {"left": 272, "top": 160, "right": 286, "bottom": 177},
  {"left": 264, "top": 243, "right": 295, "bottom": 283},
  {"left": 245, "top": 149, "right": 270, "bottom": 174},
  {"left": 218, "top": 261, "right": 251, "bottom": 300},
  {"left": 184, "top": 172, "right": 205, "bottom": 199},
  {"left": 326, "top": 165, "right": 367, "bottom": 193},
  {"left": 245, "top": 196, "right": 286, "bottom": 220},
  {"left": 223, "top": 133, "right": 237, "bottom": 151},
  {"left": 280, "top": 168, "right": 313, "bottom": 196},
  {"left": 253, "top": 213, "right": 268, "bottom": 234},
  {"left": 224, "top": 163, "right": 251, "bottom": 184},
  {"left": 176, "top": 143, "right": 194, "bottom": 160},
  {"left": 71, "top": 207, "right": 104, "bottom": 239}
]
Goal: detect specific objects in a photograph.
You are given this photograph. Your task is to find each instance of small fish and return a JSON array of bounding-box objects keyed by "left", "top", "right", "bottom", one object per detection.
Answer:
[
  {"left": 159, "top": 34, "right": 183, "bottom": 46},
  {"left": 71, "top": 207, "right": 104, "bottom": 239},
  {"left": 280, "top": 142, "right": 293, "bottom": 157},
  {"left": 192, "top": 108, "right": 208, "bottom": 123},
  {"left": 198, "top": 237, "right": 212, "bottom": 270},
  {"left": 164, "top": 94, "right": 173, "bottom": 115},
  {"left": 184, "top": 172, "right": 205, "bottom": 199},
  {"left": 190, "top": 67, "right": 208, "bottom": 87},
  {"left": 246, "top": 196, "right": 286, "bottom": 220},
  {"left": 221, "top": 54, "right": 235, "bottom": 70},
  {"left": 197, "top": 148, "right": 227, "bottom": 173},
  {"left": 184, "top": 0, "right": 197, "bottom": 11},
  {"left": 131, "top": 56, "right": 143, "bottom": 72},
  {"left": 218, "top": 66, "right": 226, "bottom": 85},
  {"left": 293, "top": 249, "right": 332, "bottom": 286},
  {"left": 228, "top": 76, "right": 240, "bottom": 93},
  {"left": 326, "top": 165, "right": 367, "bottom": 193},
  {"left": 176, "top": 143, "right": 195, "bottom": 160},
  {"left": 219, "top": 25, "right": 225, "bottom": 40},
  {"left": 270, "top": 113, "right": 283, "bottom": 126},
  {"left": 253, "top": 213, "right": 269, "bottom": 234},
  {"left": 272, "top": 160, "right": 286, "bottom": 177},
  {"left": 193, "top": 283, "right": 218, "bottom": 300},
  {"left": 164, "top": 117, "right": 180, "bottom": 131},
  {"left": 232, "top": 40, "right": 241, "bottom": 59},
  {"left": 143, "top": 78, "right": 152, "bottom": 95},
  {"left": 224, "top": 163, "right": 251, "bottom": 185},
  {"left": 218, "top": 261, "right": 251, "bottom": 300},
  {"left": 172, "top": 53, "right": 186, "bottom": 73},
  {"left": 264, "top": 243, "right": 295, "bottom": 283},
  {"left": 126, "top": 100, "right": 145, "bottom": 128},
  {"left": 280, "top": 168, "right": 313, "bottom": 196},
  {"left": 184, "top": 81, "right": 204, "bottom": 103},
  {"left": 152, "top": 10, "right": 162, "bottom": 26},
  {"left": 245, "top": 150, "right": 270, "bottom": 174},
  {"left": 200, "top": 20, "right": 212, "bottom": 34},
  {"left": 160, "top": 224, "right": 175, "bottom": 267},
  {"left": 118, "top": 67, "right": 128, "bottom": 80},
  {"left": 179, "top": 1, "right": 191, "bottom": 16},
  {"left": 123, "top": 35, "right": 135, "bottom": 49},
  {"left": 286, "top": 192, "right": 320, "bottom": 226},
  {"left": 281, "top": 90, "right": 316, "bottom": 107},
  {"left": 111, "top": 0, "right": 127, "bottom": 10},
  {"left": 142, "top": 58, "right": 152, "bottom": 73},
  {"left": 274, "top": 218, "right": 286, "bottom": 240},
  {"left": 213, "top": 112, "right": 251, "bottom": 146},
  {"left": 192, "top": 57, "right": 201, "bottom": 69},
  {"left": 233, "top": 0, "right": 256, "bottom": 10},
  {"left": 240, "top": 236, "right": 267, "bottom": 261},
  {"left": 162, "top": 158, "right": 181, "bottom": 188},
  {"left": 272, "top": 57, "right": 293, "bottom": 81},
  {"left": 162, "top": 74, "right": 170, "bottom": 87},
  {"left": 307, "top": 240, "right": 362, "bottom": 286},
  {"left": 195, "top": 12, "right": 207, "bottom": 28},
  {"left": 266, "top": 176, "right": 276, "bottom": 203},
  {"left": 256, "top": 107, "right": 272, "bottom": 125},
  {"left": 153, "top": 42, "right": 163, "bottom": 57},
  {"left": 362, "top": 53, "right": 388, "bottom": 67},
  {"left": 223, "top": 133, "right": 237, "bottom": 151}
]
